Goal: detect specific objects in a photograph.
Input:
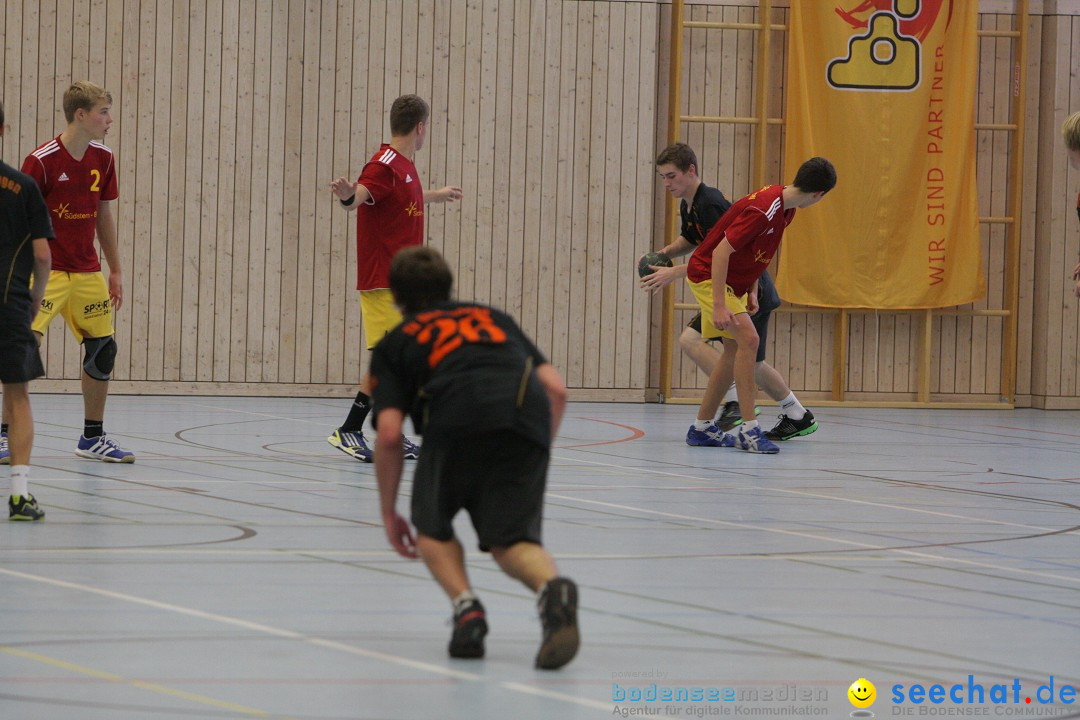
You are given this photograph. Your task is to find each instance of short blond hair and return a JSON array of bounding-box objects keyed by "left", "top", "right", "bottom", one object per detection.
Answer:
[
  {"left": 63, "top": 81, "right": 112, "bottom": 123},
  {"left": 1064, "top": 112, "right": 1080, "bottom": 153}
]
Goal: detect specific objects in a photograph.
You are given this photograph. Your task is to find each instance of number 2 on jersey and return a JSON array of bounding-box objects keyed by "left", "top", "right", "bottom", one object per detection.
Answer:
[{"left": 89, "top": 169, "right": 101, "bottom": 192}]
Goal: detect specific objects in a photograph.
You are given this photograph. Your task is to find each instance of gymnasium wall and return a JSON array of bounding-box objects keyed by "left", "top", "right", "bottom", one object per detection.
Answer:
[{"left": 1, "top": 1, "right": 1078, "bottom": 407}]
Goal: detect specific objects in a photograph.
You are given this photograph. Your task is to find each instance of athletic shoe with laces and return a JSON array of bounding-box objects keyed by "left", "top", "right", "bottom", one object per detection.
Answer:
[
  {"left": 735, "top": 425, "right": 779, "bottom": 454},
  {"left": 75, "top": 434, "right": 135, "bottom": 463},
  {"left": 327, "top": 428, "right": 373, "bottom": 462},
  {"left": 0, "top": 433, "right": 8, "bottom": 465},
  {"left": 535, "top": 577, "right": 579, "bottom": 670},
  {"left": 9, "top": 494, "right": 44, "bottom": 521},
  {"left": 401, "top": 435, "right": 421, "bottom": 460},
  {"left": 686, "top": 423, "right": 736, "bottom": 447},
  {"left": 448, "top": 598, "right": 488, "bottom": 659},
  {"left": 765, "top": 410, "right": 818, "bottom": 441},
  {"left": 716, "top": 401, "right": 761, "bottom": 432}
]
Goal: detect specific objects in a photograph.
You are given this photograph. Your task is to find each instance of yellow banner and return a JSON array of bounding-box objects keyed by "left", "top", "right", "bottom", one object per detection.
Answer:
[{"left": 777, "top": 0, "right": 984, "bottom": 309}]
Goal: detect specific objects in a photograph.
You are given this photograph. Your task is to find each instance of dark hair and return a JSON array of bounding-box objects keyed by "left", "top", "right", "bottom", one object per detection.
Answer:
[
  {"left": 389, "top": 94, "right": 430, "bottom": 137},
  {"left": 655, "top": 142, "right": 697, "bottom": 174},
  {"left": 792, "top": 157, "right": 837, "bottom": 194},
  {"left": 390, "top": 246, "right": 453, "bottom": 314}
]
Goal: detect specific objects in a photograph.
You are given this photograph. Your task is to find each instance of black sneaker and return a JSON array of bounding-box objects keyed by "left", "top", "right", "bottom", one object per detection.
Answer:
[
  {"left": 9, "top": 494, "right": 44, "bottom": 521},
  {"left": 764, "top": 410, "right": 818, "bottom": 441},
  {"left": 448, "top": 598, "right": 488, "bottom": 659},
  {"left": 716, "top": 401, "right": 761, "bottom": 432},
  {"left": 535, "top": 577, "right": 579, "bottom": 670}
]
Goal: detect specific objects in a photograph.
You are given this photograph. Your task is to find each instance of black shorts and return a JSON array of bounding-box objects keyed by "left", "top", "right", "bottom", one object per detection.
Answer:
[
  {"left": 687, "top": 310, "right": 772, "bottom": 363},
  {"left": 0, "top": 321, "right": 44, "bottom": 384},
  {"left": 410, "top": 429, "right": 548, "bottom": 552}
]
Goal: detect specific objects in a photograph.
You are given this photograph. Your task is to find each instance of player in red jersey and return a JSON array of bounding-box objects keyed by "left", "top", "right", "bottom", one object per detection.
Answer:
[
  {"left": 327, "top": 94, "right": 463, "bottom": 462},
  {"left": 684, "top": 157, "right": 836, "bottom": 454},
  {"left": 1063, "top": 112, "right": 1080, "bottom": 297},
  {"left": 4, "top": 82, "right": 133, "bottom": 463}
]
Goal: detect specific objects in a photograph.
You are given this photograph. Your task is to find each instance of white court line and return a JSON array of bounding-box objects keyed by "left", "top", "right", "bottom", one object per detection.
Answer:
[
  {"left": 549, "top": 453, "right": 1080, "bottom": 536},
  {"left": 545, "top": 494, "right": 1080, "bottom": 585},
  {"left": 0, "top": 567, "right": 610, "bottom": 713}
]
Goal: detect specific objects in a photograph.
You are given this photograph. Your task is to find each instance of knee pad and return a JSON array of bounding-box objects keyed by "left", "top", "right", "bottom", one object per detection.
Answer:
[{"left": 83, "top": 336, "right": 117, "bottom": 381}]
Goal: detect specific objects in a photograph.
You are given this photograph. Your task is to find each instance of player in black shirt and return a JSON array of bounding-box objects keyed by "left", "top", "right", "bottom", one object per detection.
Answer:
[
  {"left": 0, "top": 100, "right": 54, "bottom": 520},
  {"left": 643, "top": 143, "right": 818, "bottom": 441},
  {"left": 371, "top": 246, "right": 579, "bottom": 670}
]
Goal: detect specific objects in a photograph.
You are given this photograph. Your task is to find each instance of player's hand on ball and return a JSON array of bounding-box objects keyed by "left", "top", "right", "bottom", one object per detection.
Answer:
[
  {"left": 639, "top": 264, "right": 679, "bottom": 294},
  {"left": 384, "top": 513, "right": 418, "bottom": 559}
]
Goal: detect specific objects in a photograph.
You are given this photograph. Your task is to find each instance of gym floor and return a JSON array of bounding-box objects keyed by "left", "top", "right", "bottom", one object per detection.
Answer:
[{"left": 1, "top": 396, "right": 1078, "bottom": 719}]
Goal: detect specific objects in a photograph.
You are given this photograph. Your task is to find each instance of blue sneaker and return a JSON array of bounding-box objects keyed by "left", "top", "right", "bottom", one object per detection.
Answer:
[
  {"left": 0, "top": 433, "right": 9, "bottom": 465},
  {"left": 686, "top": 423, "right": 736, "bottom": 447},
  {"left": 735, "top": 425, "right": 779, "bottom": 454},
  {"left": 75, "top": 434, "right": 136, "bottom": 463},
  {"left": 327, "top": 428, "right": 373, "bottom": 463},
  {"left": 401, "top": 435, "right": 421, "bottom": 460}
]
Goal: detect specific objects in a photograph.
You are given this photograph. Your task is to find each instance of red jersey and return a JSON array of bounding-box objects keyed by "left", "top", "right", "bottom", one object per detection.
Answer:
[
  {"left": 21, "top": 136, "right": 118, "bottom": 273},
  {"left": 687, "top": 185, "right": 795, "bottom": 296},
  {"left": 355, "top": 144, "right": 425, "bottom": 290}
]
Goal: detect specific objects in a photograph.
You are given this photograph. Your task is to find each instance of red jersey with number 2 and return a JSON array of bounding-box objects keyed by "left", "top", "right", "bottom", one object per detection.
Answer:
[
  {"left": 355, "top": 144, "right": 425, "bottom": 291},
  {"left": 687, "top": 185, "right": 795, "bottom": 296},
  {"left": 21, "top": 136, "right": 118, "bottom": 273}
]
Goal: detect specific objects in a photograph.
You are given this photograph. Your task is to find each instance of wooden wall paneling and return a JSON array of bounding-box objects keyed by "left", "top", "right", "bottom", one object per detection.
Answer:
[
  {"left": 423, "top": 0, "right": 449, "bottom": 287},
  {"left": 566, "top": 3, "right": 593, "bottom": 388},
  {"left": 146, "top": 0, "right": 172, "bottom": 382},
  {"left": 323, "top": 0, "right": 353, "bottom": 386},
  {"left": 633, "top": 3, "right": 660, "bottom": 389},
  {"left": 1015, "top": 15, "right": 1042, "bottom": 399},
  {"left": 55, "top": 0, "right": 73, "bottom": 112},
  {"left": 440, "top": 0, "right": 468, "bottom": 306},
  {"left": 88, "top": 0, "right": 106, "bottom": 83},
  {"left": 650, "top": 3, "right": 670, "bottom": 393},
  {"left": 455, "top": 0, "right": 482, "bottom": 305},
  {"left": 582, "top": 1, "right": 608, "bottom": 389},
  {"left": 537, "top": 0, "right": 563, "bottom": 363},
  {"left": 847, "top": 310, "right": 863, "bottom": 392},
  {"left": 616, "top": 2, "right": 640, "bottom": 388},
  {"left": 181, "top": 2, "right": 206, "bottom": 382},
  {"left": 600, "top": 2, "right": 626, "bottom": 389},
  {"left": 230, "top": 0, "right": 256, "bottom": 383},
  {"left": 16, "top": 1, "right": 37, "bottom": 170},
  {"left": 468, "top": 0, "right": 497, "bottom": 310},
  {"left": 198, "top": 0, "right": 223, "bottom": 382},
  {"left": 500, "top": 0, "right": 526, "bottom": 324},
  {"left": 292, "top": 0, "right": 320, "bottom": 384},
  {"left": 550, "top": 0, "right": 577, "bottom": 379},
  {"left": 519, "top": 0, "right": 545, "bottom": 349},
  {"left": 876, "top": 314, "right": 894, "bottom": 394},
  {"left": 275, "top": 0, "right": 305, "bottom": 383},
  {"left": 1064, "top": 16, "right": 1080, "bottom": 396},
  {"left": 260, "top": 0, "right": 289, "bottom": 384},
  {"left": 128, "top": 0, "right": 154, "bottom": 381},
  {"left": 1, "top": 2, "right": 12, "bottom": 165},
  {"left": 70, "top": 0, "right": 89, "bottom": 79},
  {"left": 245, "top": 0, "right": 272, "bottom": 384},
  {"left": 310, "top": 0, "right": 338, "bottom": 384}
]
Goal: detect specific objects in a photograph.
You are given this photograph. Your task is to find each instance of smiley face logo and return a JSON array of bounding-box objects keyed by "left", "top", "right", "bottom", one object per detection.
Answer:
[{"left": 848, "top": 678, "right": 876, "bottom": 708}]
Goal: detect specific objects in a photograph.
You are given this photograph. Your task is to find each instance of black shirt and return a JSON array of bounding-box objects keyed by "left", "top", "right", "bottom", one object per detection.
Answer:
[
  {"left": 371, "top": 301, "right": 552, "bottom": 447},
  {"left": 0, "top": 160, "right": 53, "bottom": 324},
  {"left": 680, "top": 182, "right": 731, "bottom": 246}
]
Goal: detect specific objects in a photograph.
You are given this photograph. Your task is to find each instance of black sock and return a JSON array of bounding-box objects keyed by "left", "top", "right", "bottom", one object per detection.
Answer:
[
  {"left": 340, "top": 392, "right": 371, "bottom": 433},
  {"left": 1, "top": 423, "right": 7, "bottom": 436},
  {"left": 84, "top": 420, "right": 105, "bottom": 438}
]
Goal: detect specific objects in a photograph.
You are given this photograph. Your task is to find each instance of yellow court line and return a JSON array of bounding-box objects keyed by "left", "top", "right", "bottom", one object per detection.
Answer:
[{"left": 0, "top": 646, "right": 294, "bottom": 719}]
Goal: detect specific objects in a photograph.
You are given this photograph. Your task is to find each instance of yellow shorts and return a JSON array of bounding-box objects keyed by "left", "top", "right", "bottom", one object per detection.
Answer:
[
  {"left": 31, "top": 271, "right": 114, "bottom": 341},
  {"left": 686, "top": 279, "right": 748, "bottom": 340},
  {"left": 359, "top": 289, "right": 404, "bottom": 350}
]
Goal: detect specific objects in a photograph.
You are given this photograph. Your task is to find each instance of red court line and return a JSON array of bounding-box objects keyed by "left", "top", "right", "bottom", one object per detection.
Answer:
[{"left": 555, "top": 418, "right": 646, "bottom": 449}]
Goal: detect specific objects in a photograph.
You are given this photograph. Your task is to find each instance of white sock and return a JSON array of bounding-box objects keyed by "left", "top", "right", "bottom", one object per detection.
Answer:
[
  {"left": 780, "top": 392, "right": 806, "bottom": 421},
  {"left": 742, "top": 420, "right": 759, "bottom": 432},
  {"left": 452, "top": 590, "right": 478, "bottom": 612},
  {"left": 11, "top": 466, "right": 30, "bottom": 498},
  {"left": 694, "top": 419, "right": 713, "bottom": 431},
  {"left": 722, "top": 383, "right": 738, "bottom": 404}
]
